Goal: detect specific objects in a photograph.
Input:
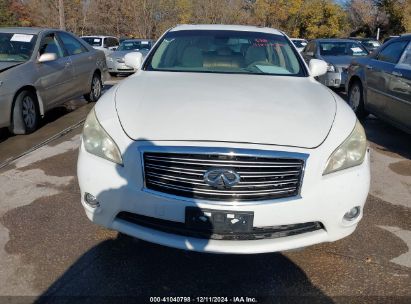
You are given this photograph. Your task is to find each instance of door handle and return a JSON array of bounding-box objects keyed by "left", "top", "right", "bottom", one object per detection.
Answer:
[
  {"left": 366, "top": 65, "right": 373, "bottom": 70},
  {"left": 392, "top": 71, "right": 403, "bottom": 77},
  {"left": 64, "top": 61, "right": 71, "bottom": 67}
]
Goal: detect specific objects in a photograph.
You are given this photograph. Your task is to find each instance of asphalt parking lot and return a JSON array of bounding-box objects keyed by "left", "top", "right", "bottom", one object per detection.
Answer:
[{"left": 0, "top": 77, "right": 410, "bottom": 303}]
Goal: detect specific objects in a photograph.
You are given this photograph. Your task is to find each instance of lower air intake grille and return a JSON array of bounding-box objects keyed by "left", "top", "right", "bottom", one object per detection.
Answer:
[{"left": 117, "top": 212, "right": 323, "bottom": 241}]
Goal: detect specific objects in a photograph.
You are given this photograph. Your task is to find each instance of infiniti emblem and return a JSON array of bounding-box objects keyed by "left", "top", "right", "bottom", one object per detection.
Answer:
[{"left": 204, "top": 169, "right": 241, "bottom": 189}]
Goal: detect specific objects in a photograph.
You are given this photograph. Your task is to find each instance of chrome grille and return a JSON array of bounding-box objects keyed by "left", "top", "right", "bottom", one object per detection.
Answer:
[{"left": 143, "top": 150, "right": 305, "bottom": 201}]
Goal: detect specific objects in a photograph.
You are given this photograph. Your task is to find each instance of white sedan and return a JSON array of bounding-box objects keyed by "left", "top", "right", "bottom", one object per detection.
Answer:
[{"left": 77, "top": 25, "right": 370, "bottom": 254}]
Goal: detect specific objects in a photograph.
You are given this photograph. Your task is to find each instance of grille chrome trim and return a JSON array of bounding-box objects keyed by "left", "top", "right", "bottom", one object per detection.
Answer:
[{"left": 140, "top": 146, "right": 308, "bottom": 202}]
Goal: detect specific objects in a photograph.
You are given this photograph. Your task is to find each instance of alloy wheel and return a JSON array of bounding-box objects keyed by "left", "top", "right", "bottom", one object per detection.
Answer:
[
  {"left": 349, "top": 84, "right": 361, "bottom": 111},
  {"left": 92, "top": 76, "right": 102, "bottom": 100},
  {"left": 22, "top": 96, "right": 36, "bottom": 129}
]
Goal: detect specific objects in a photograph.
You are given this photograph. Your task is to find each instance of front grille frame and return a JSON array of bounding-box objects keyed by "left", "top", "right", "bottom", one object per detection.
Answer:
[{"left": 140, "top": 146, "right": 309, "bottom": 204}]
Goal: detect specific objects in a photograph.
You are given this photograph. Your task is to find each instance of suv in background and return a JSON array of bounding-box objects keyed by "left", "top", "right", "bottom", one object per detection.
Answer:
[{"left": 81, "top": 35, "right": 119, "bottom": 57}]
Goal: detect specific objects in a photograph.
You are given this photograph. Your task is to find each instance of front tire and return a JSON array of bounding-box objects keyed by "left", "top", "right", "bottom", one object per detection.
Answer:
[
  {"left": 348, "top": 80, "right": 368, "bottom": 119},
  {"left": 84, "top": 73, "right": 102, "bottom": 103},
  {"left": 12, "top": 90, "right": 40, "bottom": 134}
]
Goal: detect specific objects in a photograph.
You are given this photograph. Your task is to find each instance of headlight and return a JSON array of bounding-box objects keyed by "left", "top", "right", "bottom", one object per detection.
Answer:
[
  {"left": 323, "top": 120, "right": 367, "bottom": 175},
  {"left": 327, "top": 63, "right": 336, "bottom": 72},
  {"left": 107, "top": 57, "right": 114, "bottom": 62},
  {"left": 82, "top": 109, "right": 123, "bottom": 165},
  {"left": 116, "top": 57, "right": 125, "bottom": 63}
]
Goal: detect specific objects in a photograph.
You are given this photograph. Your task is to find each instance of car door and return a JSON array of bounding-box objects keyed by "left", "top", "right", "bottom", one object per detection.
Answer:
[
  {"left": 386, "top": 40, "right": 411, "bottom": 131},
  {"left": 35, "top": 32, "right": 74, "bottom": 108},
  {"left": 57, "top": 31, "right": 95, "bottom": 96},
  {"left": 365, "top": 40, "right": 409, "bottom": 115}
]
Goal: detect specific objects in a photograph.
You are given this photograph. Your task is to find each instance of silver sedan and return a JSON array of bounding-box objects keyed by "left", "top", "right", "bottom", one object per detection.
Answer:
[
  {"left": 107, "top": 39, "right": 152, "bottom": 76},
  {"left": 301, "top": 39, "right": 369, "bottom": 88},
  {"left": 0, "top": 27, "right": 108, "bottom": 134}
]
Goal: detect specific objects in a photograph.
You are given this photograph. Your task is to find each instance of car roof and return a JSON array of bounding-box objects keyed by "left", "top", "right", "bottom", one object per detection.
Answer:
[
  {"left": 81, "top": 35, "right": 116, "bottom": 38},
  {"left": 386, "top": 34, "right": 411, "bottom": 43},
  {"left": 348, "top": 37, "right": 378, "bottom": 41},
  {"left": 122, "top": 39, "right": 152, "bottom": 42},
  {"left": 0, "top": 27, "right": 52, "bottom": 35},
  {"left": 314, "top": 38, "right": 361, "bottom": 43},
  {"left": 170, "top": 24, "right": 284, "bottom": 36}
]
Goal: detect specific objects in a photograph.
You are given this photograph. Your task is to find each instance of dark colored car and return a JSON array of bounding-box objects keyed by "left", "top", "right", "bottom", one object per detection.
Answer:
[
  {"left": 346, "top": 35, "right": 411, "bottom": 134},
  {"left": 348, "top": 37, "right": 381, "bottom": 53},
  {"left": 301, "top": 39, "right": 369, "bottom": 88}
]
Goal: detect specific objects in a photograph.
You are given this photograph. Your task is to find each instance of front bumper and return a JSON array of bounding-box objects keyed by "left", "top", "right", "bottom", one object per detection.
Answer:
[
  {"left": 77, "top": 141, "right": 370, "bottom": 254},
  {"left": 0, "top": 92, "right": 14, "bottom": 128},
  {"left": 319, "top": 70, "right": 348, "bottom": 88},
  {"left": 107, "top": 60, "right": 135, "bottom": 74}
]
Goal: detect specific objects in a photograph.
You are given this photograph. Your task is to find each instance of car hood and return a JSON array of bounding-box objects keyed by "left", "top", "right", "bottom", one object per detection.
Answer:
[
  {"left": 115, "top": 72, "right": 336, "bottom": 148},
  {"left": 110, "top": 50, "right": 149, "bottom": 58},
  {"left": 0, "top": 62, "right": 23, "bottom": 73},
  {"left": 321, "top": 55, "right": 362, "bottom": 68}
]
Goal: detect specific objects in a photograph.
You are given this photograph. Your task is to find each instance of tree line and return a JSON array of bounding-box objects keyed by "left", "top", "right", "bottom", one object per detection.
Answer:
[{"left": 0, "top": 0, "right": 410, "bottom": 40}]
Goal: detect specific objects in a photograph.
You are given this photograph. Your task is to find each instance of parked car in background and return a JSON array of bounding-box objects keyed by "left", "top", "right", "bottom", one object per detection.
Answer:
[
  {"left": 78, "top": 24, "right": 370, "bottom": 254},
  {"left": 0, "top": 27, "right": 107, "bottom": 134},
  {"left": 347, "top": 34, "right": 411, "bottom": 134},
  {"left": 383, "top": 36, "right": 400, "bottom": 44},
  {"left": 301, "top": 38, "right": 369, "bottom": 88},
  {"left": 290, "top": 38, "right": 308, "bottom": 52},
  {"left": 107, "top": 39, "right": 153, "bottom": 76},
  {"left": 348, "top": 37, "right": 381, "bottom": 53},
  {"left": 81, "top": 35, "right": 119, "bottom": 57}
]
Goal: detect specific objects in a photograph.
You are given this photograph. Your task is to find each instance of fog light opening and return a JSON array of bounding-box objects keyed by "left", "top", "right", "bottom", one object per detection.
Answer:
[
  {"left": 343, "top": 206, "right": 360, "bottom": 221},
  {"left": 84, "top": 192, "right": 100, "bottom": 208}
]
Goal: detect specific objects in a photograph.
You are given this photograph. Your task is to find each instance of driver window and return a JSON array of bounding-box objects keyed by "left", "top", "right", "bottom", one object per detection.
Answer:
[{"left": 39, "top": 33, "right": 64, "bottom": 58}]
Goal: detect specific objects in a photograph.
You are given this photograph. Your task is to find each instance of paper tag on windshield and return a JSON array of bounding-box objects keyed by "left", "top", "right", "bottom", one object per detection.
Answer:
[
  {"left": 10, "top": 34, "right": 33, "bottom": 42},
  {"left": 141, "top": 41, "right": 149, "bottom": 45},
  {"left": 351, "top": 47, "right": 363, "bottom": 53},
  {"left": 94, "top": 38, "right": 100, "bottom": 42}
]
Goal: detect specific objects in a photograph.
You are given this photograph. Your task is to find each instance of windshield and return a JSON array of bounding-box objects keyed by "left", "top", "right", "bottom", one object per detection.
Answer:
[
  {"left": 292, "top": 40, "right": 307, "bottom": 48},
  {"left": 0, "top": 33, "right": 37, "bottom": 62},
  {"left": 118, "top": 40, "right": 151, "bottom": 51},
  {"left": 82, "top": 37, "right": 102, "bottom": 47},
  {"left": 319, "top": 41, "right": 368, "bottom": 56},
  {"left": 146, "top": 30, "right": 305, "bottom": 76}
]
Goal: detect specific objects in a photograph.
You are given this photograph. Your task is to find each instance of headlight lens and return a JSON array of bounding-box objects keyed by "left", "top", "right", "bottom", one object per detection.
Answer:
[
  {"left": 82, "top": 109, "right": 123, "bottom": 165},
  {"left": 323, "top": 120, "right": 367, "bottom": 175},
  {"left": 327, "top": 63, "right": 336, "bottom": 72},
  {"left": 116, "top": 57, "right": 125, "bottom": 63}
]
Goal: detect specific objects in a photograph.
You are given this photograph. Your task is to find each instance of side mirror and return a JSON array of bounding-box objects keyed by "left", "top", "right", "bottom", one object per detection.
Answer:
[
  {"left": 38, "top": 53, "right": 57, "bottom": 63},
  {"left": 125, "top": 52, "right": 143, "bottom": 70},
  {"left": 309, "top": 59, "right": 328, "bottom": 77}
]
